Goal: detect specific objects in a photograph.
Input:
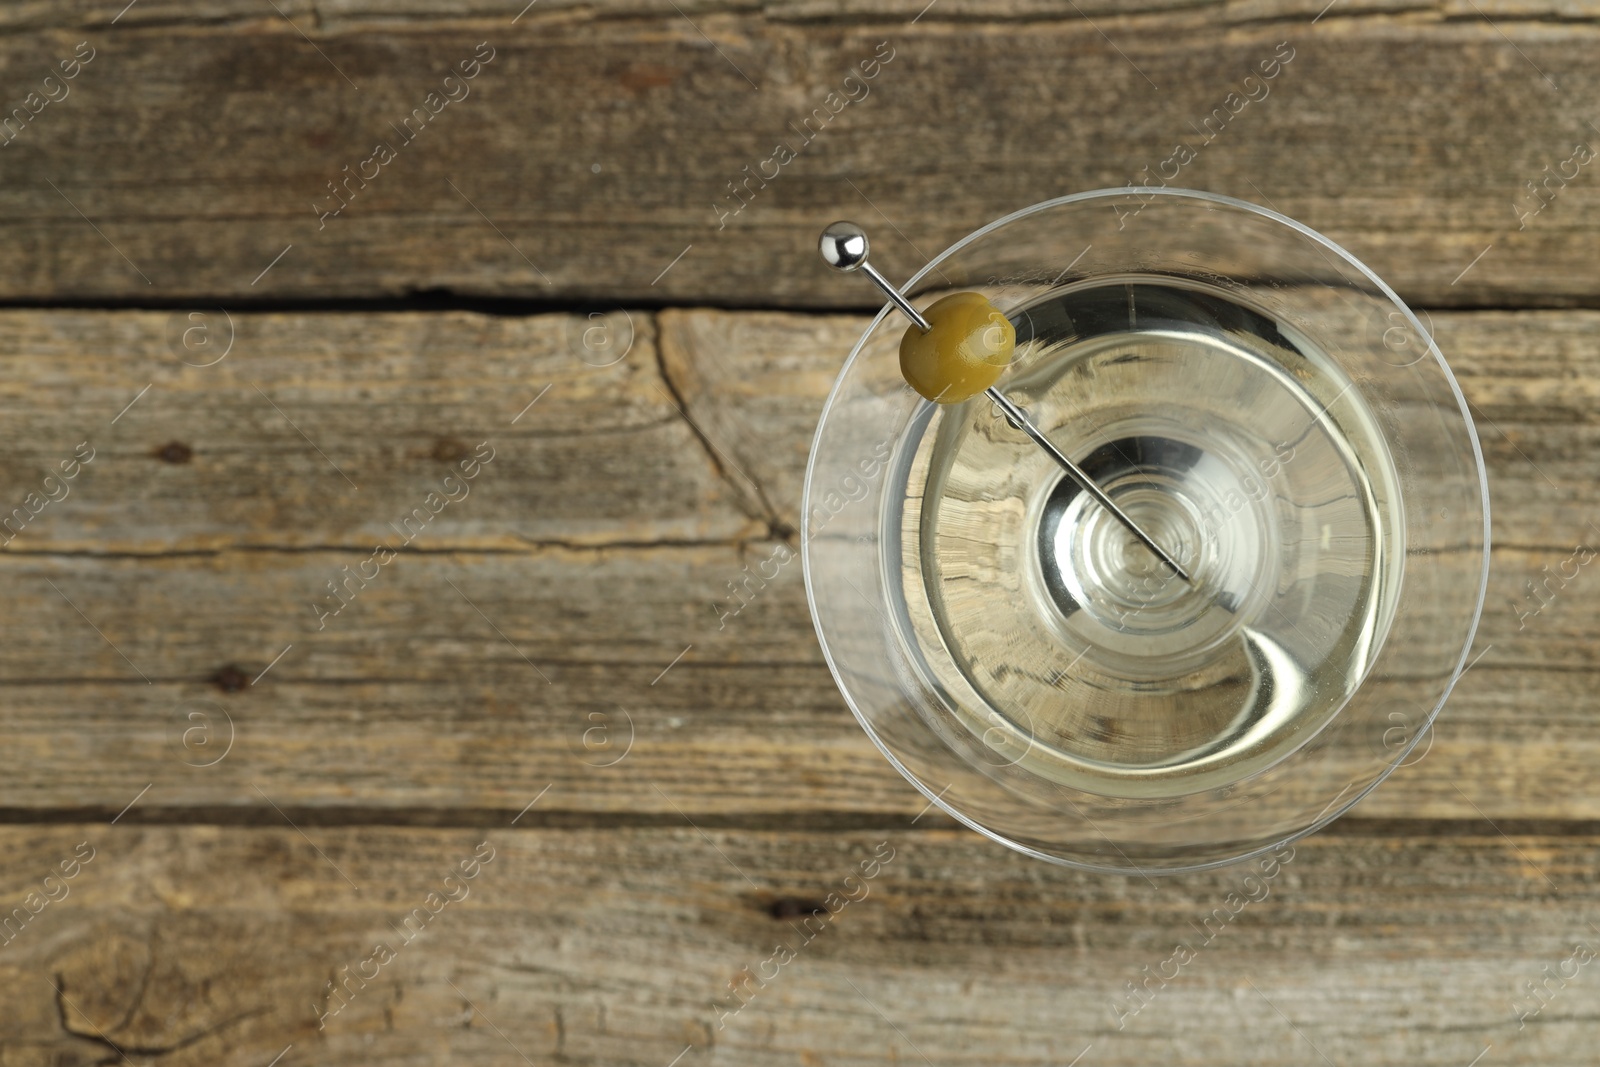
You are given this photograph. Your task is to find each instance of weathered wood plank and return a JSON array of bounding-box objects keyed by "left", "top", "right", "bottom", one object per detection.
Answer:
[
  {"left": 0, "top": 309, "right": 767, "bottom": 551},
  {"left": 0, "top": 10, "right": 1594, "bottom": 304},
  {"left": 0, "top": 0, "right": 1490, "bottom": 32},
  {"left": 0, "top": 541, "right": 1587, "bottom": 821},
  {"left": 2, "top": 304, "right": 1582, "bottom": 560},
  {"left": 0, "top": 824, "right": 1594, "bottom": 1065}
]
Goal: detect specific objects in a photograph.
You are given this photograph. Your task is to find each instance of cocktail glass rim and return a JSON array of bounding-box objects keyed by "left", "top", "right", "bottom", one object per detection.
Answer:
[{"left": 800, "top": 185, "right": 1492, "bottom": 874}]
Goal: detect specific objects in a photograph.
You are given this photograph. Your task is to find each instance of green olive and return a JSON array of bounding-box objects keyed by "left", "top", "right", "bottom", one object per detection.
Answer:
[{"left": 898, "top": 292, "right": 1016, "bottom": 403}]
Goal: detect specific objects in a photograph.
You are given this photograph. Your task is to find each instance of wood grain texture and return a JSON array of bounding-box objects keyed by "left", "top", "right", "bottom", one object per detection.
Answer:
[
  {"left": 0, "top": 6, "right": 1594, "bottom": 305},
  {"left": 0, "top": 309, "right": 767, "bottom": 551},
  {"left": 0, "top": 0, "right": 1492, "bottom": 31},
  {"left": 0, "top": 824, "right": 1595, "bottom": 1066},
  {"left": 0, "top": 5, "right": 1592, "bottom": 1063},
  {"left": 0, "top": 306, "right": 1588, "bottom": 826}
]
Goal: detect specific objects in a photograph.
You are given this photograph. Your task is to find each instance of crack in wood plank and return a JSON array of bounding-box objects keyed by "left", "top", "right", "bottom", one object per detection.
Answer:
[
  {"left": 654, "top": 313, "right": 790, "bottom": 537},
  {"left": 53, "top": 970, "right": 269, "bottom": 1060}
]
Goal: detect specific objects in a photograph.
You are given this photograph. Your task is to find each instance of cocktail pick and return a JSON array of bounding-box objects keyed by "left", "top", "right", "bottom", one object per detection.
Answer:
[{"left": 818, "top": 220, "right": 1192, "bottom": 583}]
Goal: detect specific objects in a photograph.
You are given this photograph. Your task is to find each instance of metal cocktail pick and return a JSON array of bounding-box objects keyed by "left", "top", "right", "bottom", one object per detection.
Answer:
[{"left": 818, "top": 221, "right": 1193, "bottom": 583}]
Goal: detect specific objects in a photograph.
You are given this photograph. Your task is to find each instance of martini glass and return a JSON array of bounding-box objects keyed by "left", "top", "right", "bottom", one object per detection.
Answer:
[{"left": 802, "top": 188, "right": 1489, "bottom": 874}]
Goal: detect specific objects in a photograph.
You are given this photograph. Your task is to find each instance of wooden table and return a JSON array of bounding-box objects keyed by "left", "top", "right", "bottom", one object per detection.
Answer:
[{"left": 0, "top": 2, "right": 1595, "bottom": 1064}]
